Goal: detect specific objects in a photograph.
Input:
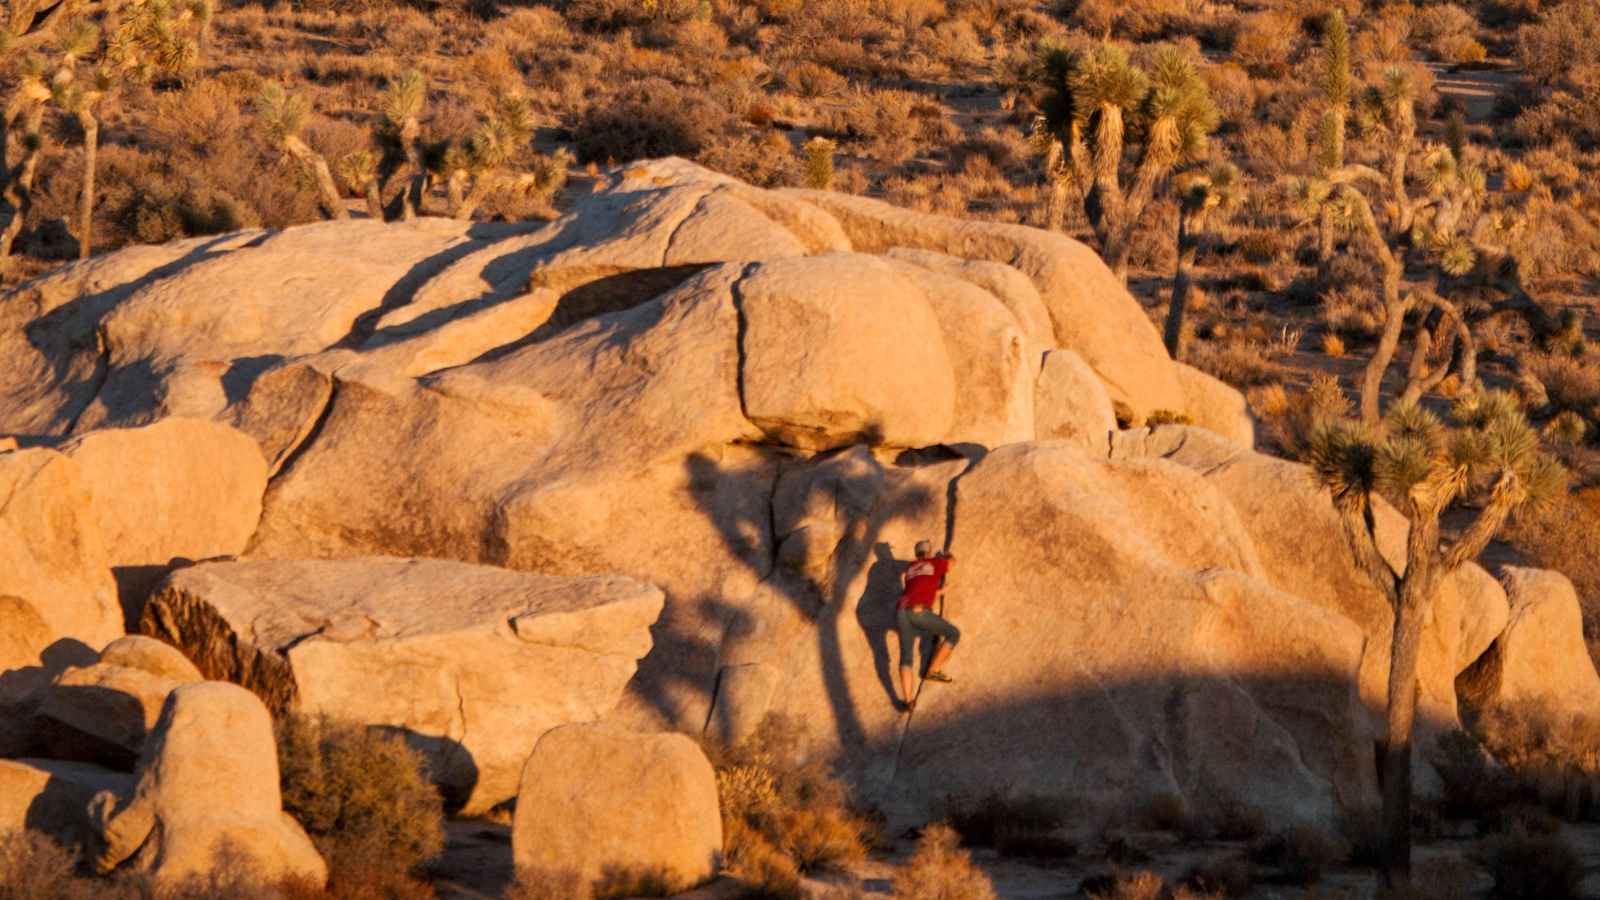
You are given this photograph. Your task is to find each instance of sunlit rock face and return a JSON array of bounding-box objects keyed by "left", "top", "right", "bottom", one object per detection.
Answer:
[{"left": 6, "top": 156, "right": 1582, "bottom": 831}]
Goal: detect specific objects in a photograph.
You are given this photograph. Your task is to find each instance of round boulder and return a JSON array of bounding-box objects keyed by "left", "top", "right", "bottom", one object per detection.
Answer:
[{"left": 512, "top": 724, "right": 721, "bottom": 893}]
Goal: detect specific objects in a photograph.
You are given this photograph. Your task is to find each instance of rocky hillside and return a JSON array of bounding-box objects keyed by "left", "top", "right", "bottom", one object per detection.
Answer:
[{"left": 2, "top": 159, "right": 1598, "bottom": 886}]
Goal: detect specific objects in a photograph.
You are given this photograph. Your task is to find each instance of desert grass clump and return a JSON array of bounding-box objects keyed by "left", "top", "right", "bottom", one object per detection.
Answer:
[
  {"left": 942, "top": 791, "right": 1075, "bottom": 859},
  {"left": 274, "top": 713, "right": 445, "bottom": 891},
  {"left": 1247, "top": 825, "right": 1342, "bottom": 885},
  {"left": 1086, "top": 870, "right": 1219, "bottom": 900},
  {"left": 1470, "top": 702, "right": 1600, "bottom": 821},
  {"left": 573, "top": 79, "right": 727, "bottom": 165},
  {"left": 707, "top": 715, "right": 875, "bottom": 895},
  {"left": 890, "top": 823, "right": 998, "bottom": 900},
  {"left": 1472, "top": 831, "right": 1584, "bottom": 900},
  {"left": 0, "top": 829, "right": 94, "bottom": 900}
]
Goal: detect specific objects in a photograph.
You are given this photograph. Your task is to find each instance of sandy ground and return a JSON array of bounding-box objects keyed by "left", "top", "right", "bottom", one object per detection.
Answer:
[{"left": 430, "top": 817, "right": 1600, "bottom": 899}]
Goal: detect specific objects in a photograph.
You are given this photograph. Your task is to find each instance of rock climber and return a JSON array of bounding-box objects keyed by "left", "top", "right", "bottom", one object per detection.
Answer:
[{"left": 897, "top": 539, "right": 960, "bottom": 713}]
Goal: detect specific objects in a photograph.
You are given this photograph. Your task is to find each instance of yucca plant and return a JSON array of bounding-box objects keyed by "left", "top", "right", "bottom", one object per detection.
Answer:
[
  {"left": 0, "top": 54, "right": 50, "bottom": 272},
  {"left": 801, "top": 136, "right": 836, "bottom": 191},
  {"left": 436, "top": 89, "right": 539, "bottom": 220},
  {"left": 256, "top": 83, "right": 348, "bottom": 220},
  {"left": 1165, "top": 160, "right": 1242, "bottom": 360},
  {"left": 1307, "top": 390, "right": 1564, "bottom": 889},
  {"left": 1033, "top": 42, "right": 1217, "bottom": 280},
  {"left": 1315, "top": 9, "right": 1350, "bottom": 263}
]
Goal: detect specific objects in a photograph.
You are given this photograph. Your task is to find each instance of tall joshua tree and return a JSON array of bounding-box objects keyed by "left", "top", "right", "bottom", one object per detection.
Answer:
[
  {"left": 1316, "top": 9, "right": 1351, "bottom": 263},
  {"left": 438, "top": 90, "right": 537, "bottom": 220},
  {"left": 1165, "top": 161, "right": 1242, "bottom": 360},
  {"left": 256, "top": 83, "right": 348, "bottom": 220},
  {"left": 1307, "top": 390, "right": 1563, "bottom": 889},
  {"left": 1034, "top": 43, "right": 1218, "bottom": 280},
  {"left": 1292, "top": 66, "right": 1487, "bottom": 425},
  {"left": 50, "top": 19, "right": 112, "bottom": 260}
]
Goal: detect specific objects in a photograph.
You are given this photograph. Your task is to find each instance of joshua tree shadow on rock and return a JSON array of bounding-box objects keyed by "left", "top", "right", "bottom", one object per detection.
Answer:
[{"left": 680, "top": 427, "right": 939, "bottom": 753}]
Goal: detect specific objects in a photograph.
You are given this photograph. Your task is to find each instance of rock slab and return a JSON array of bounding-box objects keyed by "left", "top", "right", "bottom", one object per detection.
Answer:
[{"left": 139, "top": 557, "right": 664, "bottom": 813}]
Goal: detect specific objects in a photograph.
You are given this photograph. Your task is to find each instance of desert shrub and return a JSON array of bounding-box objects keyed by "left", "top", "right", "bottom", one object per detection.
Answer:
[
  {"left": 709, "top": 715, "right": 875, "bottom": 893},
  {"left": 275, "top": 713, "right": 446, "bottom": 884},
  {"left": 1085, "top": 870, "right": 1220, "bottom": 900},
  {"left": 1433, "top": 729, "right": 1517, "bottom": 822},
  {"left": 1247, "top": 825, "right": 1341, "bottom": 885},
  {"left": 890, "top": 824, "right": 997, "bottom": 900},
  {"left": 1232, "top": 11, "right": 1300, "bottom": 77},
  {"left": 1203, "top": 62, "right": 1256, "bottom": 122},
  {"left": 504, "top": 868, "right": 591, "bottom": 900},
  {"left": 1189, "top": 339, "right": 1281, "bottom": 388},
  {"left": 1471, "top": 703, "right": 1600, "bottom": 821},
  {"left": 1412, "top": 3, "right": 1481, "bottom": 62},
  {"left": 1144, "top": 409, "right": 1193, "bottom": 427},
  {"left": 802, "top": 137, "right": 838, "bottom": 190},
  {"left": 0, "top": 830, "right": 93, "bottom": 900},
  {"left": 784, "top": 61, "right": 848, "bottom": 98},
  {"left": 1180, "top": 855, "right": 1254, "bottom": 897},
  {"left": 1517, "top": 0, "right": 1600, "bottom": 85},
  {"left": 573, "top": 80, "right": 728, "bottom": 164},
  {"left": 1523, "top": 351, "right": 1600, "bottom": 416},
  {"left": 942, "top": 791, "right": 1074, "bottom": 859},
  {"left": 1473, "top": 832, "right": 1584, "bottom": 900}
]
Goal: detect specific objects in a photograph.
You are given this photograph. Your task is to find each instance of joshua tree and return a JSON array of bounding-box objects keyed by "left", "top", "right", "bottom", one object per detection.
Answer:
[
  {"left": 49, "top": 19, "right": 113, "bottom": 260},
  {"left": 1164, "top": 161, "right": 1242, "bottom": 360},
  {"left": 336, "top": 148, "right": 384, "bottom": 220},
  {"left": 378, "top": 70, "right": 427, "bottom": 221},
  {"left": 1306, "top": 390, "right": 1564, "bottom": 889},
  {"left": 1290, "top": 66, "right": 1493, "bottom": 426},
  {"left": 1315, "top": 9, "right": 1351, "bottom": 263},
  {"left": 1033, "top": 43, "right": 1218, "bottom": 280},
  {"left": 0, "top": 56, "right": 49, "bottom": 271},
  {"left": 255, "top": 83, "right": 348, "bottom": 220},
  {"left": 437, "top": 90, "right": 538, "bottom": 220}
]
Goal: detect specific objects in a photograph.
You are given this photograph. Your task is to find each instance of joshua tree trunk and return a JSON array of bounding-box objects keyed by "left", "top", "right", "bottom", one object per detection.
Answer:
[
  {"left": 77, "top": 108, "right": 98, "bottom": 260},
  {"left": 400, "top": 117, "right": 423, "bottom": 220},
  {"left": 1165, "top": 210, "right": 1200, "bottom": 359},
  {"left": 1380, "top": 508, "right": 1441, "bottom": 890},
  {"left": 1041, "top": 139, "right": 1066, "bottom": 232},
  {"left": 362, "top": 179, "right": 382, "bottom": 220},
  {"left": 0, "top": 105, "right": 45, "bottom": 270},
  {"left": 283, "top": 136, "right": 348, "bottom": 221}
]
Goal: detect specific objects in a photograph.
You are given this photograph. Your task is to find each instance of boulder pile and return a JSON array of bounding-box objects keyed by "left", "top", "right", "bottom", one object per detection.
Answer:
[{"left": 1, "top": 158, "right": 1596, "bottom": 867}]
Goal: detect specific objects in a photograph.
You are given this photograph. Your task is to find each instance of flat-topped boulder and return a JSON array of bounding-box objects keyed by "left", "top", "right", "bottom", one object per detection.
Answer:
[
  {"left": 139, "top": 557, "right": 664, "bottom": 813},
  {"left": 33, "top": 636, "right": 204, "bottom": 770}
]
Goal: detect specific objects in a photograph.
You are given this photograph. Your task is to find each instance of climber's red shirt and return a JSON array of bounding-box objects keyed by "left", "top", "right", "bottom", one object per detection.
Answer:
[{"left": 897, "top": 556, "right": 951, "bottom": 610}]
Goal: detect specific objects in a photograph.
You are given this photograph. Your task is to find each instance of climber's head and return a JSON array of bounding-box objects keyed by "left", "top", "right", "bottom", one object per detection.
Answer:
[{"left": 914, "top": 540, "right": 933, "bottom": 559}]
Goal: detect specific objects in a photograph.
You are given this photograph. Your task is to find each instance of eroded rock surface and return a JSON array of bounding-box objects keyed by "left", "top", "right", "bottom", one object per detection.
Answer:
[{"left": 140, "top": 557, "right": 663, "bottom": 813}]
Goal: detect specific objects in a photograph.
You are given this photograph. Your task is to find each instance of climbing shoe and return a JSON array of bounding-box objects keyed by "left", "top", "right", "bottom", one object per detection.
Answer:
[{"left": 924, "top": 670, "right": 953, "bottom": 683}]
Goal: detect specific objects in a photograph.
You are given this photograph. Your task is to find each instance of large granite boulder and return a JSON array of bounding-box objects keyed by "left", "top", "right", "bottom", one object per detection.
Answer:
[
  {"left": 1458, "top": 567, "right": 1600, "bottom": 722},
  {"left": 58, "top": 418, "right": 268, "bottom": 626},
  {"left": 512, "top": 724, "right": 721, "bottom": 894},
  {"left": 749, "top": 442, "right": 1376, "bottom": 827},
  {"left": 0, "top": 449, "right": 122, "bottom": 654},
  {"left": 139, "top": 557, "right": 664, "bottom": 813},
  {"left": 89, "top": 681, "right": 325, "bottom": 887},
  {"left": 1114, "top": 427, "right": 1510, "bottom": 742}
]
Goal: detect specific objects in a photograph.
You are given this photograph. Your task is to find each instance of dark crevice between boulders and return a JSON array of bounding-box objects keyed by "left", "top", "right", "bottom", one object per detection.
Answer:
[{"left": 727, "top": 261, "right": 762, "bottom": 425}]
